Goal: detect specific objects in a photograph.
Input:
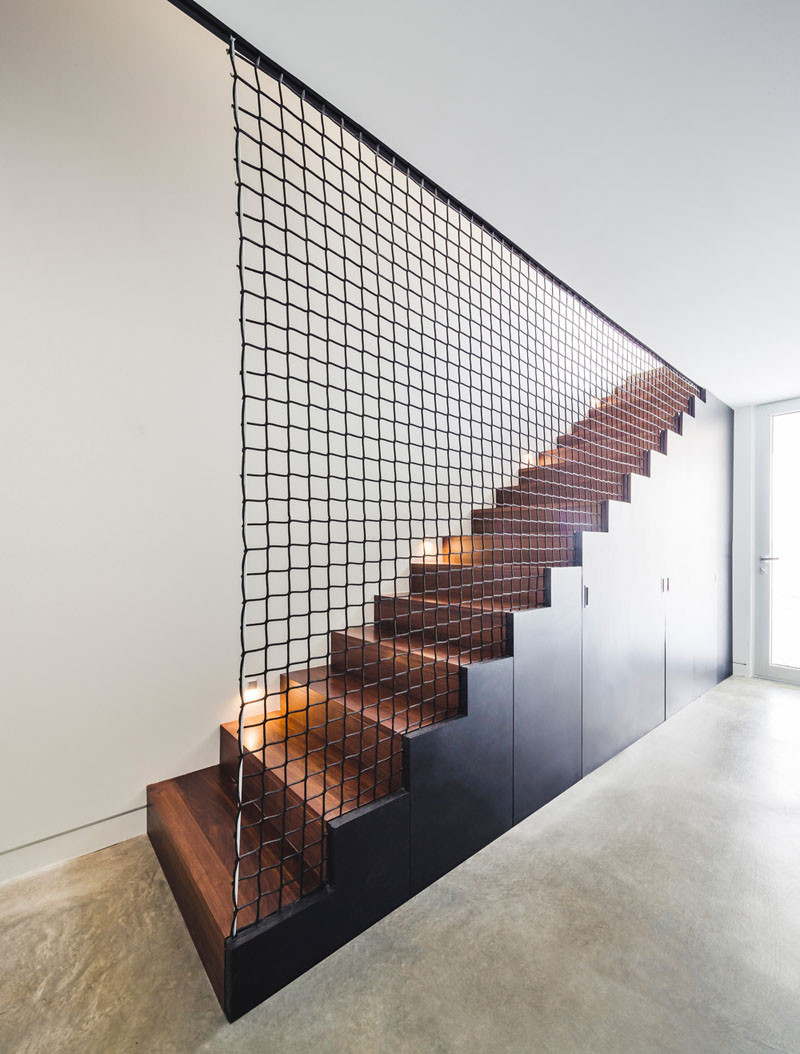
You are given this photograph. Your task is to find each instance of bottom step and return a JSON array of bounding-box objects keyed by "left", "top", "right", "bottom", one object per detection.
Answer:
[
  {"left": 147, "top": 767, "right": 234, "bottom": 1004},
  {"left": 149, "top": 762, "right": 412, "bottom": 1020},
  {"left": 147, "top": 764, "right": 299, "bottom": 1007}
]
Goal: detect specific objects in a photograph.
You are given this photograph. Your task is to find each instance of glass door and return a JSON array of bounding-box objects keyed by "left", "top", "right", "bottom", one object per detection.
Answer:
[{"left": 755, "top": 397, "right": 800, "bottom": 682}]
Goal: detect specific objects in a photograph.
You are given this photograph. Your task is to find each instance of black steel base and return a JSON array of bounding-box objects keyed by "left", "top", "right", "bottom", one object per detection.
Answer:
[
  {"left": 221, "top": 586, "right": 582, "bottom": 1021},
  {"left": 510, "top": 566, "right": 584, "bottom": 824},
  {"left": 405, "top": 658, "right": 514, "bottom": 895},
  {"left": 224, "top": 790, "right": 410, "bottom": 1021}
]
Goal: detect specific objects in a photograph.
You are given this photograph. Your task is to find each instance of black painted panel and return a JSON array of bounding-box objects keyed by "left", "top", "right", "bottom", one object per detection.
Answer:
[
  {"left": 581, "top": 494, "right": 666, "bottom": 775},
  {"left": 664, "top": 394, "right": 734, "bottom": 715},
  {"left": 511, "top": 566, "right": 583, "bottom": 823},
  {"left": 716, "top": 552, "right": 733, "bottom": 684},
  {"left": 709, "top": 394, "right": 734, "bottom": 683},
  {"left": 666, "top": 566, "right": 717, "bottom": 717},
  {"left": 224, "top": 790, "right": 410, "bottom": 1021},
  {"left": 583, "top": 394, "right": 734, "bottom": 761},
  {"left": 406, "top": 657, "right": 514, "bottom": 895}
]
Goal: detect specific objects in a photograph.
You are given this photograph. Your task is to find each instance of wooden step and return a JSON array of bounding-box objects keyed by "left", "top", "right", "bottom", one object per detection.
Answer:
[
  {"left": 471, "top": 501, "right": 606, "bottom": 535},
  {"left": 147, "top": 765, "right": 303, "bottom": 1004},
  {"left": 220, "top": 711, "right": 376, "bottom": 821},
  {"left": 441, "top": 532, "right": 577, "bottom": 566},
  {"left": 584, "top": 401, "right": 679, "bottom": 437},
  {"left": 597, "top": 383, "right": 690, "bottom": 419},
  {"left": 567, "top": 415, "right": 666, "bottom": 450},
  {"left": 281, "top": 666, "right": 408, "bottom": 797},
  {"left": 409, "top": 560, "right": 548, "bottom": 599},
  {"left": 556, "top": 426, "right": 662, "bottom": 455},
  {"left": 497, "top": 472, "right": 628, "bottom": 504},
  {"left": 621, "top": 365, "right": 694, "bottom": 397},
  {"left": 621, "top": 375, "right": 695, "bottom": 405},
  {"left": 522, "top": 446, "right": 647, "bottom": 479},
  {"left": 283, "top": 665, "right": 448, "bottom": 733},
  {"left": 374, "top": 592, "right": 507, "bottom": 653},
  {"left": 218, "top": 701, "right": 377, "bottom": 891},
  {"left": 330, "top": 624, "right": 468, "bottom": 706},
  {"left": 395, "top": 586, "right": 547, "bottom": 612},
  {"left": 604, "top": 367, "right": 693, "bottom": 401},
  {"left": 579, "top": 389, "right": 686, "bottom": 428},
  {"left": 218, "top": 713, "right": 373, "bottom": 896}
]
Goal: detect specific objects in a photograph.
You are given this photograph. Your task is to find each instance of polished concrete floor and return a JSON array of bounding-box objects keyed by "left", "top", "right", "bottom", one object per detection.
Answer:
[{"left": 2, "top": 676, "right": 800, "bottom": 1053}]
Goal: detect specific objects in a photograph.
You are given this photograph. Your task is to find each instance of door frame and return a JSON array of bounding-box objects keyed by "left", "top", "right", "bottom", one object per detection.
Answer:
[{"left": 754, "top": 396, "right": 800, "bottom": 683}]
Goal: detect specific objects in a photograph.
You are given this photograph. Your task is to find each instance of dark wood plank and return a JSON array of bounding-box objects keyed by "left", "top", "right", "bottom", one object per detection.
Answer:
[{"left": 147, "top": 767, "right": 235, "bottom": 1006}]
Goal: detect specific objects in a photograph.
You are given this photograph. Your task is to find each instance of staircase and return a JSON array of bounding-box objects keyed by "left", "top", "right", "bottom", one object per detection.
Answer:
[{"left": 147, "top": 366, "right": 698, "bottom": 1013}]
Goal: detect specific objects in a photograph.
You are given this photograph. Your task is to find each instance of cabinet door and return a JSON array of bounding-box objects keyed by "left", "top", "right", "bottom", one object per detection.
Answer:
[
  {"left": 511, "top": 567, "right": 583, "bottom": 822},
  {"left": 581, "top": 497, "right": 666, "bottom": 776},
  {"left": 664, "top": 394, "right": 732, "bottom": 714},
  {"left": 582, "top": 394, "right": 733, "bottom": 773},
  {"left": 665, "top": 563, "right": 718, "bottom": 718}
]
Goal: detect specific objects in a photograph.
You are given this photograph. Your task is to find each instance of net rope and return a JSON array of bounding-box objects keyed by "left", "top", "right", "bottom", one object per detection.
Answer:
[{"left": 229, "top": 40, "right": 699, "bottom": 934}]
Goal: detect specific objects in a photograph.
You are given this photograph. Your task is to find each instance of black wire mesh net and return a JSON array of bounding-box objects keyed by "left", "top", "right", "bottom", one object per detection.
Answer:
[{"left": 229, "top": 41, "right": 699, "bottom": 934}]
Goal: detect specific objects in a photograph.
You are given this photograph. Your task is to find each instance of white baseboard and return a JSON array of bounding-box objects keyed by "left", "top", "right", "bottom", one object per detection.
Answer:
[{"left": 0, "top": 807, "right": 147, "bottom": 884}]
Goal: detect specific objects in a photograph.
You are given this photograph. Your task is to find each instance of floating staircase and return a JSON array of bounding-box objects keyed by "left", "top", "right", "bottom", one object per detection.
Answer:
[{"left": 148, "top": 366, "right": 698, "bottom": 1017}]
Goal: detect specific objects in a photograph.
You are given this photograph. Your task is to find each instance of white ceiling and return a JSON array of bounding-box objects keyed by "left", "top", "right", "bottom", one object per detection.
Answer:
[{"left": 205, "top": 0, "right": 800, "bottom": 407}]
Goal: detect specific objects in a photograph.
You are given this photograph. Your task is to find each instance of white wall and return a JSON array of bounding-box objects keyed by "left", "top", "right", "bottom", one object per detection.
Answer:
[
  {"left": 732, "top": 407, "right": 755, "bottom": 675},
  {"left": 205, "top": 0, "right": 800, "bottom": 410},
  {"left": 0, "top": 0, "right": 239, "bottom": 879}
]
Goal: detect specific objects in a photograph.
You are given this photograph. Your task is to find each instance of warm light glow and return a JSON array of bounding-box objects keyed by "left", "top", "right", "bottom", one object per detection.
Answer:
[
  {"left": 591, "top": 396, "right": 601, "bottom": 408},
  {"left": 242, "top": 680, "right": 261, "bottom": 703},
  {"left": 521, "top": 451, "right": 535, "bottom": 465},
  {"left": 422, "top": 538, "right": 438, "bottom": 557},
  {"left": 242, "top": 725, "right": 263, "bottom": 753}
]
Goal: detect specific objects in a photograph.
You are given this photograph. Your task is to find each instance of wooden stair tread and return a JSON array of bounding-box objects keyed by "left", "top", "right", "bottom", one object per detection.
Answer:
[
  {"left": 404, "top": 590, "right": 546, "bottom": 613},
  {"left": 147, "top": 764, "right": 303, "bottom": 1002},
  {"left": 524, "top": 447, "right": 646, "bottom": 474},
  {"left": 223, "top": 718, "right": 368, "bottom": 820},
  {"left": 476, "top": 498, "right": 605, "bottom": 511},
  {"left": 286, "top": 666, "right": 447, "bottom": 735},
  {"left": 409, "top": 559, "right": 548, "bottom": 576},
  {"left": 148, "top": 767, "right": 235, "bottom": 941},
  {"left": 374, "top": 591, "right": 508, "bottom": 653},
  {"left": 332, "top": 623, "right": 476, "bottom": 667},
  {"left": 409, "top": 561, "right": 550, "bottom": 604},
  {"left": 442, "top": 532, "right": 578, "bottom": 553},
  {"left": 376, "top": 591, "right": 514, "bottom": 616},
  {"left": 472, "top": 511, "right": 605, "bottom": 534},
  {"left": 286, "top": 662, "right": 449, "bottom": 714}
]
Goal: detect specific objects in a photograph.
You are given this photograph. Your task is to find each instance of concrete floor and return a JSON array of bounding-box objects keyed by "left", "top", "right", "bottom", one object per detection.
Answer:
[{"left": 2, "top": 677, "right": 800, "bottom": 1054}]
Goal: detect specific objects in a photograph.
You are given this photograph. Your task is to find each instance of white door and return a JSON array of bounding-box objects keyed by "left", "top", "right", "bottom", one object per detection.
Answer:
[{"left": 755, "top": 397, "right": 800, "bottom": 682}]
